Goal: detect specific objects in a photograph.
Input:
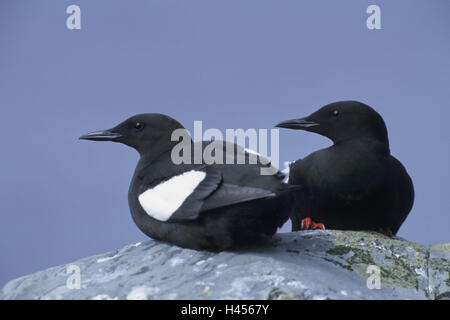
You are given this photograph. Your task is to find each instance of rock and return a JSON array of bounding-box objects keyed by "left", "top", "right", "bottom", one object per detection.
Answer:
[
  {"left": 428, "top": 243, "right": 450, "bottom": 300},
  {"left": 1, "top": 230, "right": 448, "bottom": 300}
]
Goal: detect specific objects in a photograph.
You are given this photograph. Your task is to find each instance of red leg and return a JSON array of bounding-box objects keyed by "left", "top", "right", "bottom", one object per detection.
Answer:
[
  {"left": 379, "top": 227, "right": 392, "bottom": 237},
  {"left": 264, "top": 227, "right": 278, "bottom": 237},
  {"left": 217, "top": 243, "right": 232, "bottom": 251},
  {"left": 268, "top": 227, "right": 278, "bottom": 237},
  {"left": 300, "top": 217, "right": 325, "bottom": 230}
]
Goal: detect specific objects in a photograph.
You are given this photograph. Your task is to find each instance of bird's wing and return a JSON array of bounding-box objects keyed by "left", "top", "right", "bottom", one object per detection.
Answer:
[
  {"left": 136, "top": 164, "right": 279, "bottom": 222},
  {"left": 172, "top": 165, "right": 284, "bottom": 220},
  {"left": 135, "top": 141, "right": 289, "bottom": 222},
  {"left": 193, "top": 146, "right": 295, "bottom": 216},
  {"left": 135, "top": 158, "right": 219, "bottom": 222},
  {"left": 198, "top": 181, "right": 277, "bottom": 212}
]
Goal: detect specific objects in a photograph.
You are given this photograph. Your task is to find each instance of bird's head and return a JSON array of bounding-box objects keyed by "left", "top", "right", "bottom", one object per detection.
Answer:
[
  {"left": 80, "top": 113, "right": 187, "bottom": 158},
  {"left": 276, "top": 101, "right": 389, "bottom": 145}
]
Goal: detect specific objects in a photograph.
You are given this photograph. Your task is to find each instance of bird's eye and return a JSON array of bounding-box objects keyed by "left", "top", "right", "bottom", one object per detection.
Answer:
[
  {"left": 134, "top": 122, "right": 144, "bottom": 130},
  {"left": 332, "top": 110, "right": 340, "bottom": 117}
]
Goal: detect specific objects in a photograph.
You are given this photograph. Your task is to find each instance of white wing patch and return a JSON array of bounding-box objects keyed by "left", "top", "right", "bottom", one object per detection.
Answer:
[
  {"left": 282, "top": 161, "right": 291, "bottom": 183},
  {"left": 244, "top": 148, "right": 261, "bottom": 157},
  {"left": 138, "top": 170, "right": 207, "bottom": 221}
]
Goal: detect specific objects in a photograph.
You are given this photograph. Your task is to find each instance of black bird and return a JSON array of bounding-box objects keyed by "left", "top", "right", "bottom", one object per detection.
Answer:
[
  {"left": 276, "top": 101, "right": 414, "bottom": 236},
  {"left": 80, "top": 114, "right": 300, "bottom": 250}
]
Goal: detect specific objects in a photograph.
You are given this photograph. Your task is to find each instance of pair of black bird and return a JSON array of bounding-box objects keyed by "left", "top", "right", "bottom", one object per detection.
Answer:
[{"left": 80, "top": 101, "right": 414, "bottom": 250}]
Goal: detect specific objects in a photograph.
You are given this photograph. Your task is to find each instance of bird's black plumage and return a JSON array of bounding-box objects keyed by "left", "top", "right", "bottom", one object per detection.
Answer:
[
  {"left": 276, "top": 101, "right": 414, "bottom": 235},
  {"left": 80, "top": 114, "right": 301, "bottom": 250}
]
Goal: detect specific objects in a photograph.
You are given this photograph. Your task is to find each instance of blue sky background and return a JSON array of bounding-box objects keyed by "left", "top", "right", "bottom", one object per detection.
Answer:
[{"left": 1, "top": 0, "right": 449, "bottom": 286}]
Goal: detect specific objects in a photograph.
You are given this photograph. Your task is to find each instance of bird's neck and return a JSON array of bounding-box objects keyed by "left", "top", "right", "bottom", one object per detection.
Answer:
[
  {"left": 136, "top": 153, "right": 158, "bottom": 171},
  {"left": 333, "top": 137, "right": 390, "bottom": 155},
  {"left": 135, "top": 138, "right": 193, "bottom": 172},
  {"left": 135, "top": 148, "right": 170, "bottom": 172}
]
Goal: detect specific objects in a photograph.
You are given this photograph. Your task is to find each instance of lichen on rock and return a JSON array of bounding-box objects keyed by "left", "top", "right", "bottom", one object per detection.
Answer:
[{"left": 0, "top": 231, "right": 448, "bottom": 300}]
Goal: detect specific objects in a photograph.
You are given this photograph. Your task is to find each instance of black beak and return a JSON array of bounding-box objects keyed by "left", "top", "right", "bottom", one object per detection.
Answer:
[
  {"left": 275, "top": 118, "right": 319, "bottom": 130},
  {"left": 79, "top": 129, "right": 123, "bottom": 141}
]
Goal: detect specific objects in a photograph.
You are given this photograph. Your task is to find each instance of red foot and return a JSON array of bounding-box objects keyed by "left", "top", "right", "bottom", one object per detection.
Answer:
[
  {"left": 379, "top": 227, "right": 393, "bottom": 237},
  {"left": 218, "top": 243, "right": 231, "bottom": 251},
  {"left": 300, "top": 217, "right": 325, "bottom": 230},
  {"left": 216, "top": 241, "right": 232, "bottom": 251},
  {"left": 268, "top": 228, "right": 278, "bottom": 237}
]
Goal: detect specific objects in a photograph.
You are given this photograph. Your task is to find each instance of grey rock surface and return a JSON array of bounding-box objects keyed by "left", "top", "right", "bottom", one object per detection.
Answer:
[{"left": 1, "top": 230, "right": 448, "bottom": 300}]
